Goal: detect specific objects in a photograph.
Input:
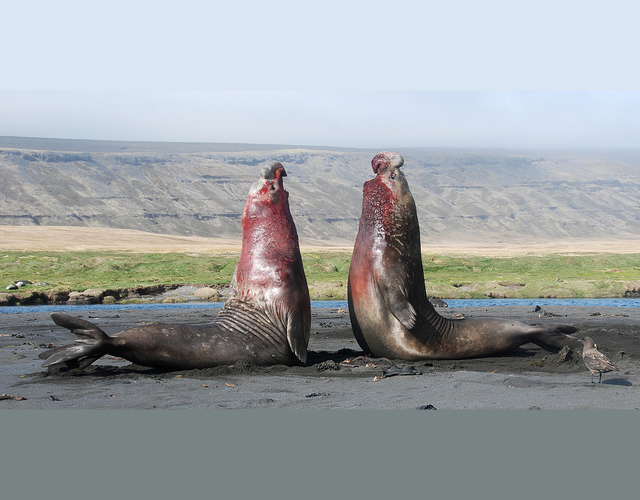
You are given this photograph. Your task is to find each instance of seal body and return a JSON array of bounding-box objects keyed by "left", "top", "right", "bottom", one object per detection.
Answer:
[
  {"left": 41, "top": 162, "right": 310, "bottom": 371},
  {"left": 348, "top": 152, "right": 580, "bottom": 361}
]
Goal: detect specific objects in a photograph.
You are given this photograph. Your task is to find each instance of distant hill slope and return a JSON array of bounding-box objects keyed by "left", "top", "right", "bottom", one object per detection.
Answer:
[{"left": 1, "top": 136, "right": 640, "bottom": 247}]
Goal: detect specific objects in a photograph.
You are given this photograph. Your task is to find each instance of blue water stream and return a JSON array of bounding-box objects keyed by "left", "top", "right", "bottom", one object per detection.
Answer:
[{"left": 1, "top": 298, "right": 640, "bottom": 314}]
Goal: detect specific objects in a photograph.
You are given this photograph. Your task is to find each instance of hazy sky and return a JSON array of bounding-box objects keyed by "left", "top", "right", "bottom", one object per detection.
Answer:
[
  {"left": 1, "top": 91, "right": 639, "bottom": 149},
  {"left": 2, "top": 1, "right": 639, "bottom": 149}
]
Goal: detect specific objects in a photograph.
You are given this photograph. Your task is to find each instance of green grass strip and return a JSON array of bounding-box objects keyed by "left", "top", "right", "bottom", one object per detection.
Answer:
[{"left": 1, "top": 251, "right": 639, "bottom": 300}]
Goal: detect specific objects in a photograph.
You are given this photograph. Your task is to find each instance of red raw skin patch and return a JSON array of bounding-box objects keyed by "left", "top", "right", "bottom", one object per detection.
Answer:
[{"left": 235, "top": 167, "right": 303, "bottom": 300}]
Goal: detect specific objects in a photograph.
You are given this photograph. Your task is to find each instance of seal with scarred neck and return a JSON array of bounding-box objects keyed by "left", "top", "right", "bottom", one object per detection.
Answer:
[
  {"left": 347, "top": 152, "right": 581, "bottom": 360},
  {"left": 40, "top": 162, "right": 310, "bottom": 371}
]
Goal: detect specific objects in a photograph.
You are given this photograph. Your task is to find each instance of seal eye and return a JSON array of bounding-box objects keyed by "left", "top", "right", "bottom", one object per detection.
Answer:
[
  {"left": 270, "top": 183, "right": 276, "bottom": 191},
  {"left": 390, "top": 173, "right": 396, "bottom": 180}
]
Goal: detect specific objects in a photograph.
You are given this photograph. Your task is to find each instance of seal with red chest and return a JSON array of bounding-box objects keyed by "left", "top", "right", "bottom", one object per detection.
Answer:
[
  {"left": 348, "top": 152, "right": 581, "bottom": 360},
  {"left": 40, "top": 162, "right": 310, "bottom": 371}
]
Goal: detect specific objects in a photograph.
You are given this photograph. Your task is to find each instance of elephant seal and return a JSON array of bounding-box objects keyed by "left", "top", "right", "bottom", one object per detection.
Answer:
[
  {"left": 347, "top": 152, "right": 581, "bottom": 361},
  {"left": 40, "top": 161, "right": 310, "bottom": 371}
]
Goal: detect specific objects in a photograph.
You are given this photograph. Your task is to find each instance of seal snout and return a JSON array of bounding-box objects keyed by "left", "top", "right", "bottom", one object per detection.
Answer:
[
  {"left": 261, "top": 161, "right": 287, "bottom": 180},
  {"left": 372, "top": 152, "right": 404, "bottom": 174}
]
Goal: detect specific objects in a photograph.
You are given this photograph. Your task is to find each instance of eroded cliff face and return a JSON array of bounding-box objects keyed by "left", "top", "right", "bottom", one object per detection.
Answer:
[{"left": 1, "top": 137, "right": 640, "bottom": 246}]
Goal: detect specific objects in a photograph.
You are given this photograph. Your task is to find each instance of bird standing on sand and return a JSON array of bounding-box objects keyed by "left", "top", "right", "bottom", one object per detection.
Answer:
[{"left": 581, "top": 337, "right": 618, "bottom": 383}]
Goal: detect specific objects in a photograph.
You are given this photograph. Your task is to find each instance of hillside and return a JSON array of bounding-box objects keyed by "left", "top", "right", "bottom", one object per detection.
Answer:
[{"left": 1, "top": 136, "right": 640, "bottom": 248}]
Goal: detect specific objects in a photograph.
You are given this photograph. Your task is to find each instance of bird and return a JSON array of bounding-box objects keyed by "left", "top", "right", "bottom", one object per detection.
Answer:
[{"left": 581, "top": 337, "right": 618, "bottom": 383}]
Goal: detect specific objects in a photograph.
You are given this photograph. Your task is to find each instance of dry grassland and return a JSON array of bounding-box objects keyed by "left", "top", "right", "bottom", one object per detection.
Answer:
[{"left": 2, "top": 225, "right": 640, "bottom": 256}]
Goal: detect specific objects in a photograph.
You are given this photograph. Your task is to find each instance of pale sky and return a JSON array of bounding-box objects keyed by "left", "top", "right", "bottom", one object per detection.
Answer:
[
  {"left": 1, "top": 91, "right": 639, "bottom": 149},
  {"left": 2, "top": 1, "right": 639, "bottom": 149}
]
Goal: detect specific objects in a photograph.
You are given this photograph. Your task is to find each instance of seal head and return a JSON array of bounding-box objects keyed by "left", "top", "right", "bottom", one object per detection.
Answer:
[{"left": 371, "top": 151, "right": 404, "bottom": 174}]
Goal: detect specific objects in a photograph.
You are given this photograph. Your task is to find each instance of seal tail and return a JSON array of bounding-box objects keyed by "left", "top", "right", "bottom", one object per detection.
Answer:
[
  {"left": 39, "top": 312, "right": 112, "bottom": 370},
  {"left": 531, "top": 324, "right": 582, "bottom": 352}
]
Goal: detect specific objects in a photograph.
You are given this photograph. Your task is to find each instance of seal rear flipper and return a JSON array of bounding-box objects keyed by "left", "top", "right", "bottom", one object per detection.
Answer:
[
  {"left": 50, "top": 312, "right": 110, "bottom": 339},
  {"left": 555, "top": 325, "right": 578, "bottom": 335},
  {"left": 39, "top": 344, "right": 73, "bottom": 360},
  {"left": 42, "top": 312, "right": 112, "bottom": 370},
  {"left": 38, "top": 345, "right": 100, "bottom": 370},
  {"left": 40, "top": 345, "right": 105, "bottom": 370},
  {"left": 531, "top": 324, "right": 581, "bottom": 352}
]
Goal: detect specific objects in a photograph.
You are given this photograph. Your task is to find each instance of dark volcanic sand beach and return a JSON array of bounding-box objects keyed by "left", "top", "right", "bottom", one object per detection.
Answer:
[{"left": 1, "top": 304, "right": 639, "bottom": 409}]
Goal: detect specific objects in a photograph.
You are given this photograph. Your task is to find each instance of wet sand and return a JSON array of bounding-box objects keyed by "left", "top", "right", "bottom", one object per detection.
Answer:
[{"left": 1, "top": 304, "right": 639, "bottom": 409}]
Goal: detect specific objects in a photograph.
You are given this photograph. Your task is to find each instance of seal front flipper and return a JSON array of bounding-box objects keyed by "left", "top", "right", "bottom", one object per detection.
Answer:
[
  {"left": 377, "top": 278, "right": 417, "bottom": 330},
  {"left": 287, "top": 313, "right": 309, "bottom": 364},
  {"left": 40, "top": 312, "right": 111, "bottom": 370}
]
